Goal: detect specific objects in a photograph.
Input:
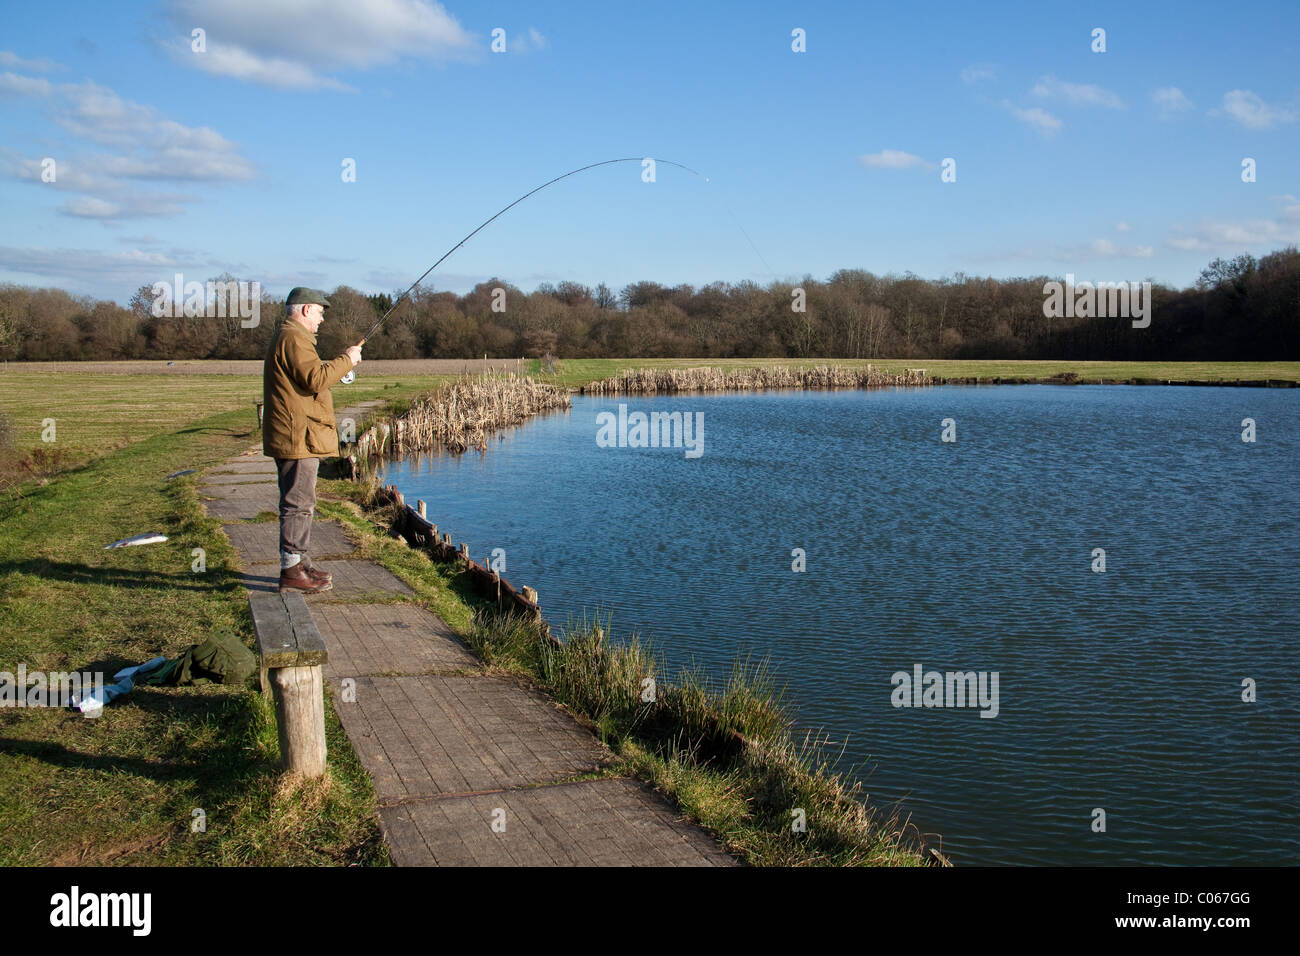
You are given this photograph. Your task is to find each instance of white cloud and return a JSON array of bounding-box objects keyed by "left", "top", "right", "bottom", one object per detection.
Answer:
[
  {"left": 1116, "top": 222, "right": 1132, "bottom": 233},
  {"left": 1213, "top": 89, "right": 1296, "bottom": 129},
  {"left": 1005, "top": 102, "right": 1062, "bottom": 135},
  {"left": 185, "top": 45, "right": 354, "bottom": 92},
  {"left": 60, "top": 196, "right": 122, "bottom": 219},
  {"left": 1060, "top": 239, "right": 1154, "bottom": 260},
  {"left": 0, "top": 243, "right": 280, "bottom": 298},
  {"left": 165, "top": 0, "right": 478, "bottom": 89},
  {"left": 961, "top": 64, "right": 995, "bottom": 85},
  {"left": 0, "top": 51, "right": 63, "bottom": 72},
  {"left": 1031, "top": 76, "right": 1124, "bottom": 109},
  {"left": 0, "top": 71, "right": 254, "bottom": 222},
  {"left": 975, "top": 240, "right": 1154, "bottom": 264},
  {"left": 1152, "top": 86, "right": 1193, "bottom": 116},
  {"left": 0, "top": 244, "right": 179, "bottom": 291},
  {"left": 858, "top": 149, "right": 934, "bottom": 170},
  {"left": 1166, "top": 202, "right": 1300, "bottom": 253},
  {"left": 61, "top": 193, "right": 193, "bottom": 220},
  {"left": 0, "top": 70, "right": 53, "bottom": 97}
]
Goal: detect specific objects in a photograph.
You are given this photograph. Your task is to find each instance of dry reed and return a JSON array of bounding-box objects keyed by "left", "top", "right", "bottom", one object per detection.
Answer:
[
  {"left": 582, "top": 364, "right": 930, "bottom": 395},
  {"left": 352, "top": 373, "right": 571, "bottom": 465}
]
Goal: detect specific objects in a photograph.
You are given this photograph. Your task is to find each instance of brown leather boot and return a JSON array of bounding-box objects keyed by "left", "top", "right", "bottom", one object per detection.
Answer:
[
  {"left": 301, "top": 563, "right": 332, "bottom": 586},
  {"left": 279, "top": 563, "right": 333, "bottom": 593}
]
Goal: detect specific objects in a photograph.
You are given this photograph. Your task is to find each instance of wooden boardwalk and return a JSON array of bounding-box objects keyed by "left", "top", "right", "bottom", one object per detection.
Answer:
[{"left": 200, "top": 401, "right": 737, "bottom": 867}]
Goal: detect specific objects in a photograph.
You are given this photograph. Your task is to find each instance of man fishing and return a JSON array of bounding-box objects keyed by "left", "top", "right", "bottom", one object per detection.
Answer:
[
  {"left": 254, "top": 161, "right": 704, "bottom": 593},
  {"left": 263, "top": 287, "right": 362, "bottom": 593}
]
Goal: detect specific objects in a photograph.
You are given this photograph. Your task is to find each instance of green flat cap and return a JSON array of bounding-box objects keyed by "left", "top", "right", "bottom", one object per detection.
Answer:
[{"left": 286, "top": 286, "right": 331, "bottom": 308}]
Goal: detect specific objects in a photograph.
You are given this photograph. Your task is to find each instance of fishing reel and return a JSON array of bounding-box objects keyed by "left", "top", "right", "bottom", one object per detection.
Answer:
[{"left": 340, "top": 370, "right": 356, "bottom": 385}]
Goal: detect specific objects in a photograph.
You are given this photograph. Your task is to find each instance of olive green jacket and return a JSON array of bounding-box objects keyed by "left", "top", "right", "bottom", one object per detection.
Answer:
[{"left": 262, "top": 319, "right": 353, "bottom": 459}]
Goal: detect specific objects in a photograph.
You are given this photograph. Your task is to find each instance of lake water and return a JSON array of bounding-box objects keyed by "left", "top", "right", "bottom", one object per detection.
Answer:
[{"left": 379, "top": 385, "right": 1299, "bottom": 865}]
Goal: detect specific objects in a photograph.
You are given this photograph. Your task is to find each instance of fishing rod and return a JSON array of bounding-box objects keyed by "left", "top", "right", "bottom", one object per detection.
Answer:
[{"left": 356, "top": 156, "right": 709, "bottom": 347}]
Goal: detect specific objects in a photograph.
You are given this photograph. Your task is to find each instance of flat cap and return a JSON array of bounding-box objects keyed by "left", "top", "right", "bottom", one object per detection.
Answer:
[{"left": 286, "top": 286, "right": 331, "bottom": 308}]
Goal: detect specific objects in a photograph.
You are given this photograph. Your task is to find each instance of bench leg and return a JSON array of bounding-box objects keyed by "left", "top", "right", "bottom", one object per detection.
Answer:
[{"left": 270, "top": 664, "right": 327, "bottom": 777}]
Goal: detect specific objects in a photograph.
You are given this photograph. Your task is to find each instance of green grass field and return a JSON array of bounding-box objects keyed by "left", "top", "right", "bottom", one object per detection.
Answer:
[{"left": 0, "top": 372, "right": 433, "bottom": 475}]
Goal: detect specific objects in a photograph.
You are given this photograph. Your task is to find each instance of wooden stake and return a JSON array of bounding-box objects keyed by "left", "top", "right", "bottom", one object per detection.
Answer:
[{"left": 271, "top": 665, "right": 326, "bottom": 778}]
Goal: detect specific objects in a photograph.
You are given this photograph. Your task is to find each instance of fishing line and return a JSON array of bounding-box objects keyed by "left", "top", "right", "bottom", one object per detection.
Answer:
[
  {"left": 714, "top": 193, "right": 777, "bottom": 279},
  {"left": 360, "top": 157, "right": 704, "bottom": 343},
  {"left": 350, "top": 155, "right": 777, "bottom": 367}
]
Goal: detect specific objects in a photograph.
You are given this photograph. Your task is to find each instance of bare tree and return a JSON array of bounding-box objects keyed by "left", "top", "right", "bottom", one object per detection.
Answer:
[{"left": 0, "top": 304, "right": 19, "bottom": 368}]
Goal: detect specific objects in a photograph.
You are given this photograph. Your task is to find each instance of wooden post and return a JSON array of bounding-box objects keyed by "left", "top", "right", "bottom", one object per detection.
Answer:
[
  {"left": 521, "top": 586, "right": 538, "bottom": 605},
  {"left": 458, "top": 542, "right": 470, "bottom": 561},
  {"left": 272, "top": 665, "right": 327, "bottom": 777},
  {"left": 250, "top": 592, "right": 329, "bottom": 779},
  {"left": 255, "top": 401, "right": 264, "bottom": 430},
  {"left": 417, "top": 499, "right": 427, "bottom": 520}
]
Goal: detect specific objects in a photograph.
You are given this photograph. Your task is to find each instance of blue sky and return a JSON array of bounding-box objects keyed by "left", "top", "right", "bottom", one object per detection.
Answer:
[{"left": 1, "top": 0, "right": 1298, "bottom": 304}]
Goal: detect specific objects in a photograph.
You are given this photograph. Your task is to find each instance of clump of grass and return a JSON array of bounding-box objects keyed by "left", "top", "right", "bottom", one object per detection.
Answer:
[
  {"left": 658, "top": 658, "right": 790, "bottom": 752},
  {"left": 14, "top": 445, "right": 68, "bottom": 480},
  {"left": 466, "top": 606, "right": 547, "bottom": 673},
  {"left": 536, "top": 614, "right": 656, "bottom": 741}
]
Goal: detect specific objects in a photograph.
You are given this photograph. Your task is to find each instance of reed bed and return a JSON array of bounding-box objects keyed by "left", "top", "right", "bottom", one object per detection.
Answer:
[
  {"left": 582, "top": 364, "right": 931, "bottom": 395},
  {"left": 352, "top": 373, "right": 570, "bottom": 466}
]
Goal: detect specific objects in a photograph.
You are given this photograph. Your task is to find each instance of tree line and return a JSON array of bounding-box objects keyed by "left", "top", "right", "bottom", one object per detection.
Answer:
[{"left": 0, "top": 248, "right": 1295, "bottom": 363}]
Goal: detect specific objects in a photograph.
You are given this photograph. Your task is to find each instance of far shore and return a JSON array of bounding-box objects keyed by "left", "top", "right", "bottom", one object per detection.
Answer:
[{"left": 3, "top": 357, "right": 1299, "bottom": 388}]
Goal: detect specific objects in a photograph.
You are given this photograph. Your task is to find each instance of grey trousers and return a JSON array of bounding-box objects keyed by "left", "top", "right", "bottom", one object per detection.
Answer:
[{"left": 276, "top": 457, "right": 319, "bottom": 567}]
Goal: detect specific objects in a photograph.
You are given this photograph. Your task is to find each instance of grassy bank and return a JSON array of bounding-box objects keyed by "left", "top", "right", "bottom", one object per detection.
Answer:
[{"left": 0, "top": 375, "right": 430, "bottom": 865}]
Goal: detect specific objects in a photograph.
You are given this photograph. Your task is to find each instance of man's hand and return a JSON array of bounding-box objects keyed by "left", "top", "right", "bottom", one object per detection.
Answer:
[{"left": 345, "top": 343, "right": 363, "bottom": 367}]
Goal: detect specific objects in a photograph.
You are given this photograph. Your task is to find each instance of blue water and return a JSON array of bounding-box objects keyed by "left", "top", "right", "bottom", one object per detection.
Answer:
[{"left": 381, "top": 385, "right": 1299, "bottom": 865}]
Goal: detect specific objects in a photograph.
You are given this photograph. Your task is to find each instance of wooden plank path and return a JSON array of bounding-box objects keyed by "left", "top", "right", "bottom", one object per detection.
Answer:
[{"left": 199, "top": 400, "right": 737, "bottom": 867}]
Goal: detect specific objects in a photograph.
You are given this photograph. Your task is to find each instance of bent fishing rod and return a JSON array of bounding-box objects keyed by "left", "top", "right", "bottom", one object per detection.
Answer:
[{"left": 355, "top": 156, "right": 709, "bottom": 348}]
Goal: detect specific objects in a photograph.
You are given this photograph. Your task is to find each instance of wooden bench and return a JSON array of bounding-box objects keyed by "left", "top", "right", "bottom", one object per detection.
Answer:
[{"left": 250, "top": 591, "right": 328, "bottom": 777}]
